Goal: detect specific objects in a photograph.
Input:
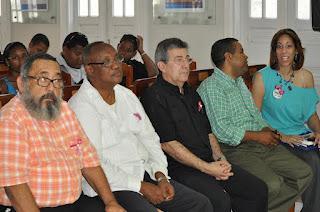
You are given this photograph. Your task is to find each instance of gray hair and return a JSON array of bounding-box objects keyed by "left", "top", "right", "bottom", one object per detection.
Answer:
[
  {"left": 155, "top": 38, "right": 188, "bottom": 64},
  {"left": 20, "top": 53, "right": 57, "bottom": 81}
]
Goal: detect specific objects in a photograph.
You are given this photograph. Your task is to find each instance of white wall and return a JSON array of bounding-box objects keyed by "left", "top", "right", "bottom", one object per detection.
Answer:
[
  {"left": 11, "top": 23, "right": 60, "bottom": 56},
  {"left": 145, "top": 0, "right": 225, "bottom": 70}
]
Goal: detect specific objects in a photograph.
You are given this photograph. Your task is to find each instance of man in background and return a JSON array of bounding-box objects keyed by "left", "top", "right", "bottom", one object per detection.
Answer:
[{"left": 56, "top": 32, "right": 88, "bottom": 85}]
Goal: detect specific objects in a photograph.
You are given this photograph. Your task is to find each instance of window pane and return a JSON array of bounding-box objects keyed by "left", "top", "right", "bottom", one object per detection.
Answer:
[
  {"left": 79, "top": 0, "right": 88, "bottom": 17},
  {"left": 297, "top": 0, "right": 310, "bottom": 20},
  {"left": 113, "top": 0, "right": 123, "bottom": 17},
  {"left": 250, "top": 0, "right": 262, "bottom": 18},
  {"left": 265, "top": 0, "right": 277, "bottom": 19},
  {"left": 90, "top": 0, "right": 99, "bottom": 16},
  {"left": 125, "top": 0, "right": 134, "bottom": 17}
]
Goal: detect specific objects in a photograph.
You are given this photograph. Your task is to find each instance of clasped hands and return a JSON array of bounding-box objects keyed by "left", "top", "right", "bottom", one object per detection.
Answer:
[{"left": 140, "top": 180, "right": 175, "bottom": 205}]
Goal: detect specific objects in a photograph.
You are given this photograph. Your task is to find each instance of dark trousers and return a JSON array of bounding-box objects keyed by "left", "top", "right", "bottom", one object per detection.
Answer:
[
  {"left": 0, "top": 197, "right": 84, "bottom": 212},
  {"left": 170, "top": 163, "right": 268, "bottom": 212},
  {"left": 80, "top": 173, "right": 212, "bottom": 212},
  {"left": 0, "top": 194, "right": 113, "bottom": 212}
]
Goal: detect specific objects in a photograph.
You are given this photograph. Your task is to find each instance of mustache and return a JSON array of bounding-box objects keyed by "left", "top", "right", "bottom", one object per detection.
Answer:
[{"left": 39, "top": 92, "right": 58, "bottom": 103}]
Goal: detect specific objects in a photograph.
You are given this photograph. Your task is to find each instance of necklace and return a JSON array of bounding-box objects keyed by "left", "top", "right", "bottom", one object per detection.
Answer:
[{"left": 273, "top": 71, "right": 294, "bottom": 99}]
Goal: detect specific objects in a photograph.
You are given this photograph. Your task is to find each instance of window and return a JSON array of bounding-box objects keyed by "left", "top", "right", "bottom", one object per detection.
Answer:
[
  {"left": 250, "top": 0, "right": 277, "bottom": 19},
  {"left": 297, "top": 0, "right": 310, "bottom": 20},
  {"left": 10, "top": 0, "right": 23, "bottom": 22},
  {"left": 79, "top": 0, "right": 99, "bottom": 17},
  {"left": 112, "top": 0, "right": 134, "bottom": 17}
]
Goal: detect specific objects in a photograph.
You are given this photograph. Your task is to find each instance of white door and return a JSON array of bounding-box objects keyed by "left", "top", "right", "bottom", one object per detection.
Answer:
[
  {"left": 0, "top": 0, "right": 11, "bottom": 51},
  {"left": 72, "top": 0, "right": 144, "bottom": 48}
]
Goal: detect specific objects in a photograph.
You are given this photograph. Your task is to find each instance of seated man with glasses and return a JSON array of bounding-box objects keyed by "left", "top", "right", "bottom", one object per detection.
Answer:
[
  {"left": 140, "top": 38, "right": 268, "bottom": 212},
  {"left": 0, "top": 42, "right": 28, "bottom": 95},
  {"left": 68, "top": 41, "right": 212, "bottom": 212},
  {"left": 0, "top": 53, "right": 125, "bottom": 212},
  {"left": 56, "top": 32, "right": 89, "bottom": 85}
]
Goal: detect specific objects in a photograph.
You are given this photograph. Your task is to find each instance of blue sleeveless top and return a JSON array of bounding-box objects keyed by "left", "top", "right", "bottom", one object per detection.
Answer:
[
  {"left": 260, "top": 66, "right": 319, "bottom": 135},
  {"left": 1, "top": 76, "right": 17, "bottom": 95}
]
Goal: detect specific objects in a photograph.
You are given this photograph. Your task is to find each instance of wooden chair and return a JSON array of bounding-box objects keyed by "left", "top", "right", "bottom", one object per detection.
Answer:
[
  {"left": 122, "top": 62, "right": 134, "bottom": 89},
  {"left": 0, "top": 93, "right": 15, "bottom": 108},
  {"left": 132, "top": 76, "right": 157, "bottom": 98},
  {"left": 189, "top": 61, "right": 197, "bottom": 71},
  {"left": 61, "top": 71, "right": 72, "bottom": 86},
  {"left": 242, "top": 64, "right": 266, "bottom": 91},
  {"left": 0, "top": 63, "right": 9, "bottom": 77},
  {"left": 188, "top": 68, "right": 214, "bottom": 90},
  {"left": 63, "top": 85, "right": 81, "bottom": 101}
]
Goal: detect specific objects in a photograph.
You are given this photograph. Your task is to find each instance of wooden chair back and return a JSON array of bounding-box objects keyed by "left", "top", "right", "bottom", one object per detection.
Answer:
[
  {"left": 188, "top": 69, "right": 214, "bottom": 90},
  {"left": 63, "top": 85, "right": 81, "bottom": 101},
  {"left": 189, "top": 61, "right": 197, "bottom": 71},
  {"left": 133, "top": 76, "right": 157, "bottom": 98},
  {"left": 0, "top": 93, "right": 15, "bottom": 108},
  {"left": 61, "top": 71, "right": 72, "bottom": 86},
  {"left": 0, "top": 63, "right": 9, "bottom": 77},
  {"left": 122, "top": 63, "right": 134, "bottom": 89},
  {"left": 242, "top": 64, "right": 266, "bottom": 91}
]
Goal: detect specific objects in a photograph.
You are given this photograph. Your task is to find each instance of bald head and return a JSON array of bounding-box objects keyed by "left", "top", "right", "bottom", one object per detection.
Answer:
[
  {"left": 83, "top": 41, "right": 115, "bottom": 65},
  {"left": 83, "top": 42, "right": 123, "bottom": 87}
]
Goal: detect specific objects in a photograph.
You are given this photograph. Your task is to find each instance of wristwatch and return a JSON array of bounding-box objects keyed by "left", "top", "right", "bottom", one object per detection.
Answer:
[{"left": 156, "top": 176, "right": 169, "bottom": 183}]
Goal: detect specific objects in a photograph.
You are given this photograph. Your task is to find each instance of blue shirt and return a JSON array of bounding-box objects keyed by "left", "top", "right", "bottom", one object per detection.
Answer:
[
  {"left": 1, "top": 76, "right": 17, "bottom": 95},
  {"left": 260, "top": 66, "right": 319, "bottom": 135}
]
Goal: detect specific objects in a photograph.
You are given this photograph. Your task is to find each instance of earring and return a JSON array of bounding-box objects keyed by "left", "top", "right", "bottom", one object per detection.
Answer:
[{"left": 294, "top": 53, "right": 298, "bottom": 62}]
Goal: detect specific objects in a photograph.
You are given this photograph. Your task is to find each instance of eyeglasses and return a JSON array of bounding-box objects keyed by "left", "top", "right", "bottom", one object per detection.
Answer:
[
  {"left": 170, "top": 56, "right": 193, "bottom": 66},
  {"left": 88, "top": 54, "right": 124, "bottom": 68},
  {"left": 26, "top": 75, "right": 64, "bottom": 88}
]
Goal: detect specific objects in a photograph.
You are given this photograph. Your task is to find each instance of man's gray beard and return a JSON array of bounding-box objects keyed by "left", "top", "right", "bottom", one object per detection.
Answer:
[{"left": 21, "top": 88, "right": 62, "bottom": 121}]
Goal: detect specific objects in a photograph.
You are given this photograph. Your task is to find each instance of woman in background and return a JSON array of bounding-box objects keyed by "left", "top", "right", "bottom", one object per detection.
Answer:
[{"left": 0, "top": 42, "right": 28, "bottom": 94}]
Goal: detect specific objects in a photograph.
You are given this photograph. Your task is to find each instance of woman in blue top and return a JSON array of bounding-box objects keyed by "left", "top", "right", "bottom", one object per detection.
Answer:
[
  {"left": 0, "top": 42, "right": 28, "bottom": 95},
  {"left": 252, "top": 28, "right": 320, "bottom": 212}
]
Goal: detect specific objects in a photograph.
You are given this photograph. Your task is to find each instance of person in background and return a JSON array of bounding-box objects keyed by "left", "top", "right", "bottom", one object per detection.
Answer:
[
  {"left": 56, "top": 32, "right": 88, "bottom": 85},
  {"left": 28, "top": 33, "right": 50, "bottom": 55},
  {"left": 0, "top": 53, "right": 125, "bottom": 212},
  {"left": 0, "top": 42, "right": 28, "bottom": 94},
  {"left": 118, "top": 34, "right": 158, "bottom": 81},
  {"left": 141, "top": 37, "right": 268, "bottom": 212},
  {"left": 69, "top": 41, "right": 212, "bottom": 212},
  {"left": 197, "top": 37, "right": 312, "bottom": 212},
  {"left": 252, "top": 28, "right": 320, "bottom": 212}
]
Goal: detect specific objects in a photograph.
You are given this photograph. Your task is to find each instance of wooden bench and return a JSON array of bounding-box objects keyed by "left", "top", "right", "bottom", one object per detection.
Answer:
[
  {"left": 0, "top": 93, "right": 15, "bottom": 108},
  {"left": 188, "top": 68, "right": 214, "bottom": 90},
  {"left": 132, "top": 76, "right": 157, "bottom": 97},
  {"left": 63, "top": 85, "right": 81, "bottom": 101},
  {"left": 242, "top": 64, "right": 267, "bottom": 91},
  {"left": 122, "top": 62, "right": 134, "bottom": 89}
]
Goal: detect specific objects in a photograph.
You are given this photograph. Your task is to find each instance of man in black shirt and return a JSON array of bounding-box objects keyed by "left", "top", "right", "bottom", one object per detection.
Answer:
[{"left": 141, "top": 38, "right": 268, "bottom": 212}]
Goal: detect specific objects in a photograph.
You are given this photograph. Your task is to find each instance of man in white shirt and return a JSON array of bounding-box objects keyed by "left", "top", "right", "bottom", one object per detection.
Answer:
[
  {"left": 56, "top": 32, "right": 88, "bottom": 85},
  {"left": 68, "top": 41, "right": 212, "bottom": 212}
]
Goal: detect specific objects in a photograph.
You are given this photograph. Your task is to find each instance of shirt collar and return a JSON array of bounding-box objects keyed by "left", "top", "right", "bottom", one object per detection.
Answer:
[
  {"left": 213, "top": 67, "right": 243, "bottom": 88},
  {"left": 157, "top": 74, "right": 190, "bottom": 95}
]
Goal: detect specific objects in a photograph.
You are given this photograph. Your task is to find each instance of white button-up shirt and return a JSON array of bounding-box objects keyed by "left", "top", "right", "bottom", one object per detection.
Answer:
[
  {"left": 56, "top": 54, "right": 86, "bottom": 84},
  {"left": 68, "top": 79, "right": 168, "bottom": 197}
]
